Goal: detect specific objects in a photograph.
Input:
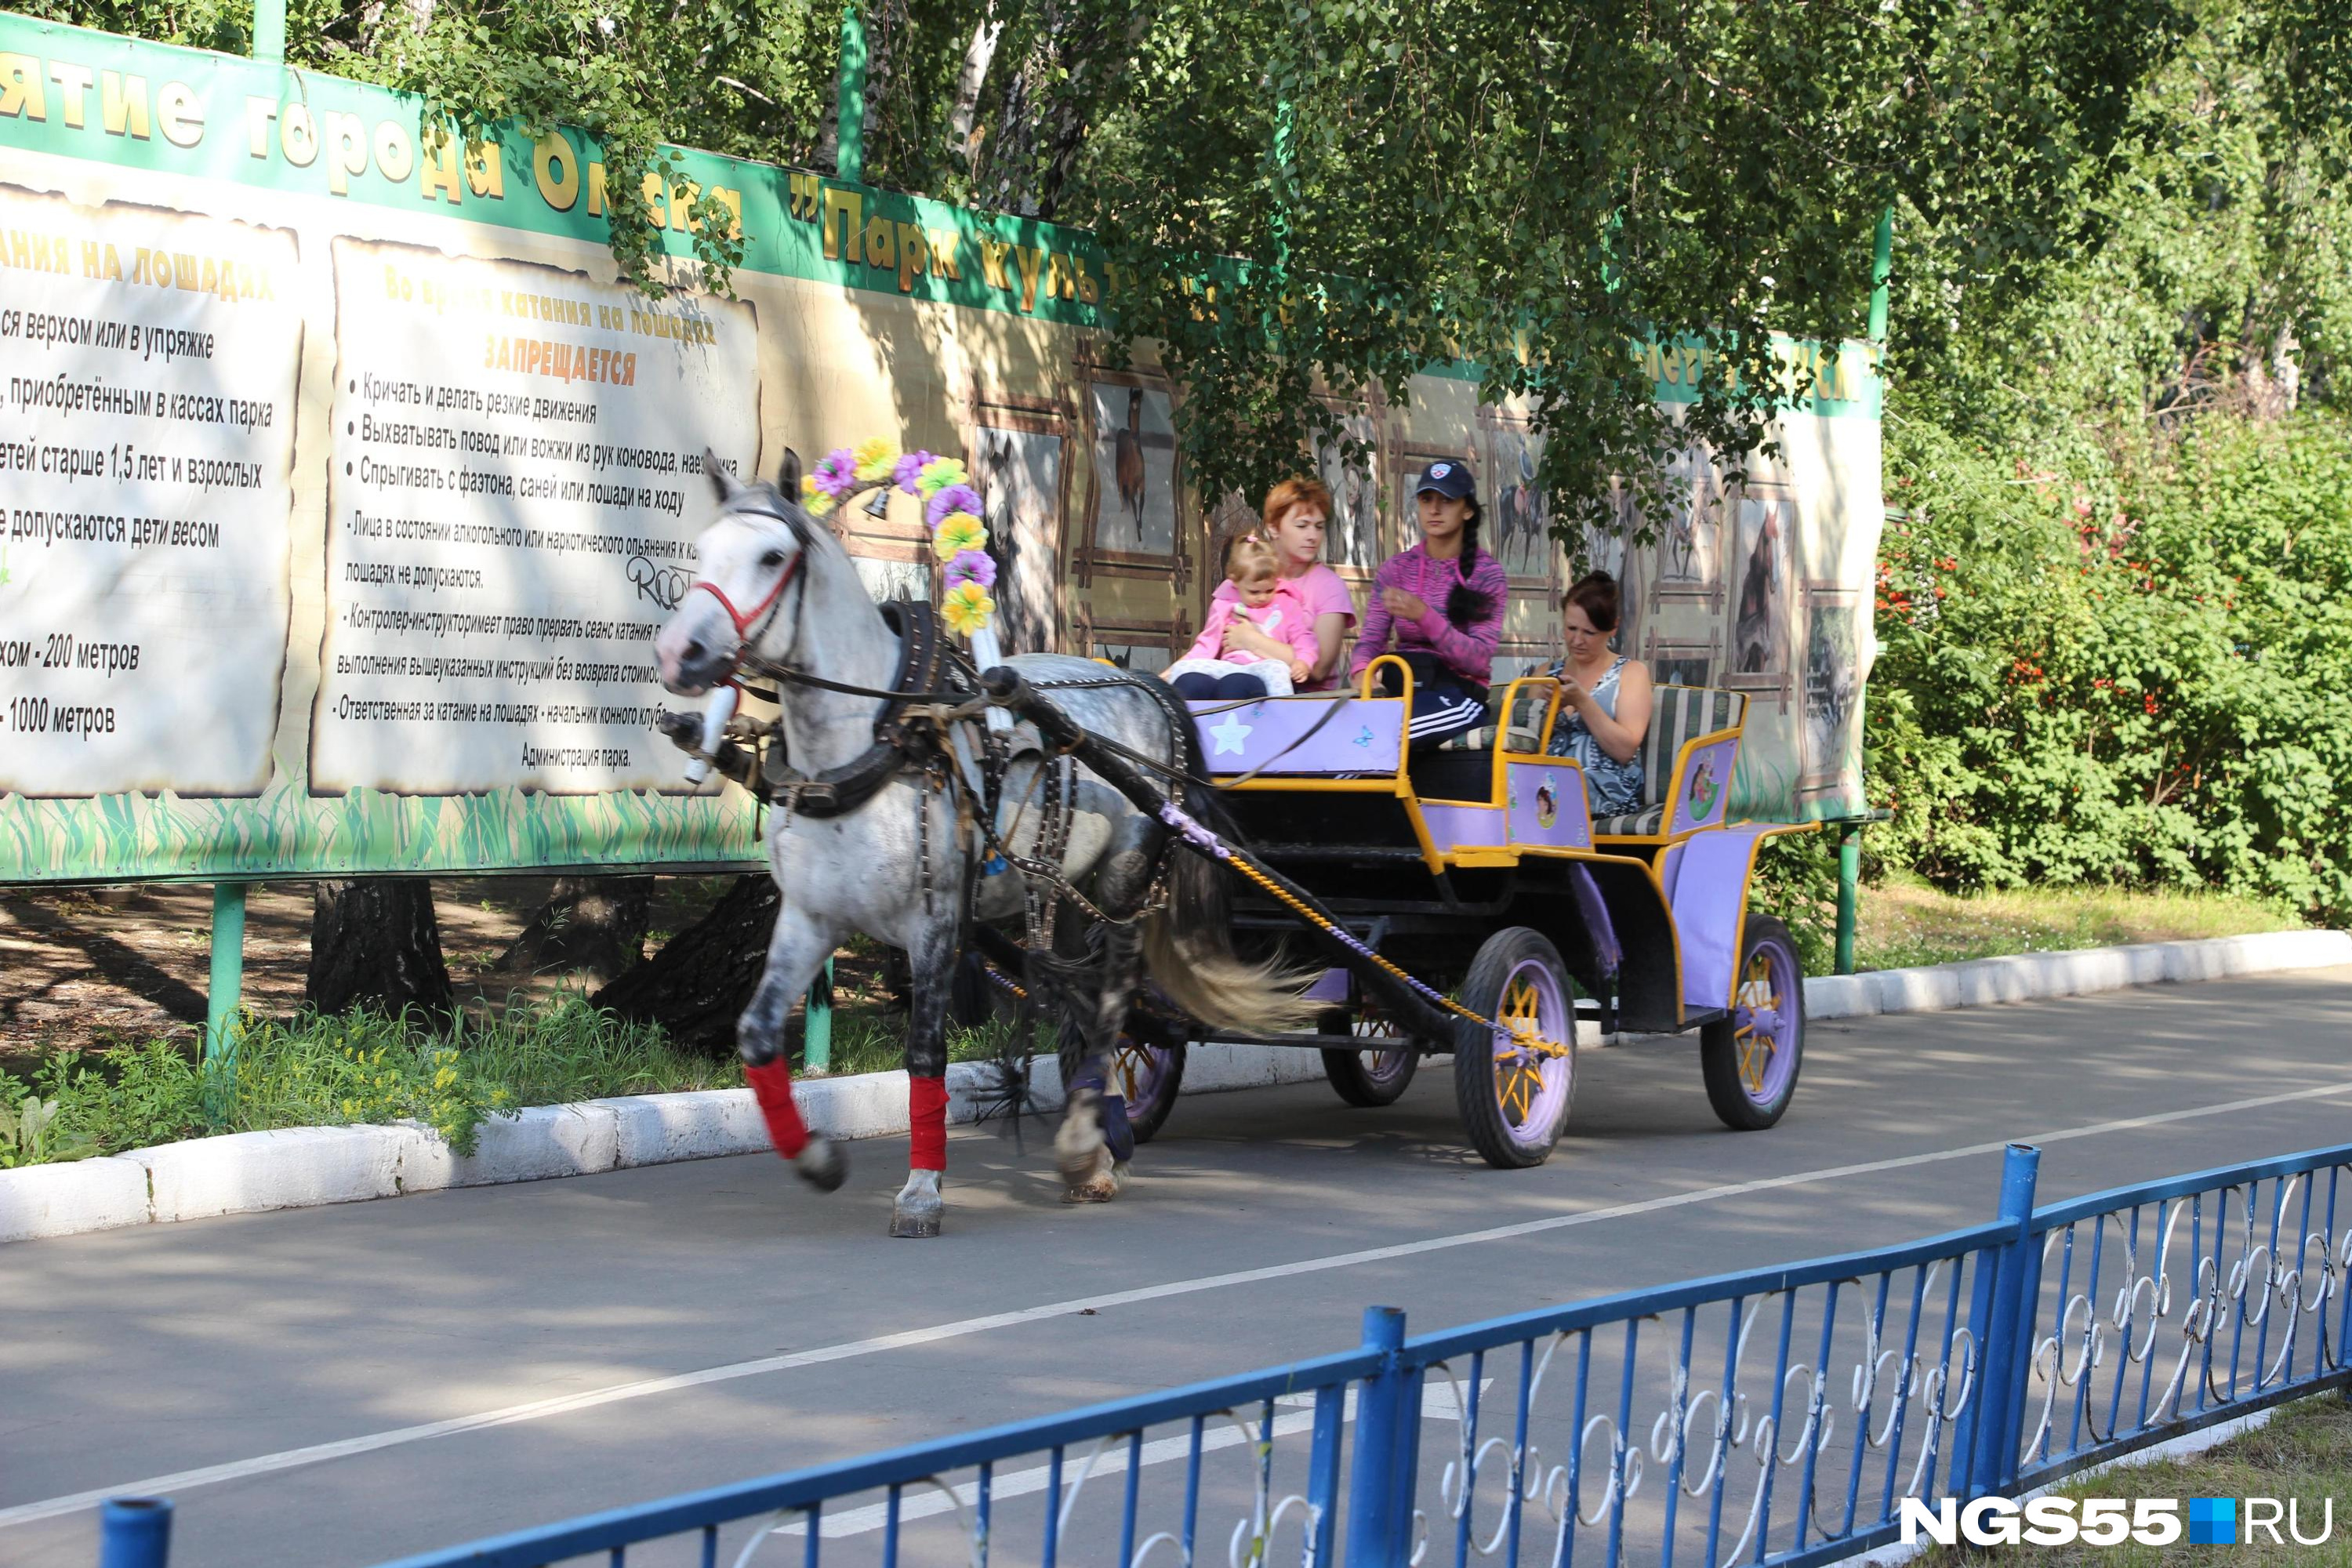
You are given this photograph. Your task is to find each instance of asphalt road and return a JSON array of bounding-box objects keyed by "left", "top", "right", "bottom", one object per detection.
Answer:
[{"left": 4, "top": 968, "right": 2350, "bottom": 1568}]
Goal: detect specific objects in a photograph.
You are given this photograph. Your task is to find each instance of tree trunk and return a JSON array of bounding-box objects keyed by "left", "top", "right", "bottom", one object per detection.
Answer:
[
  {"left": 494, "top": 876, "right": 652, "bottom": 987},
  {"left": 307, "top": 878, "right": 454, "bottom": 1018},
  {"left": 591, "top": 875, "right": 779, "bottom": 1055}
]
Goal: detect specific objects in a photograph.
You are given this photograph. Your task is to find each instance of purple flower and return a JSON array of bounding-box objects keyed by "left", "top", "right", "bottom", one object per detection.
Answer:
[
  {"left": 895, "top": 450, "right": 935, "bottom": 495},
  {"left": 926, "top": 484, "right": 985, "bottom": 527},
  {"left": 944, "top": 548, "right": 998, "bottom": 590},
  {"left": 812, "top": 447, "right": 858, "bottom": 498}
]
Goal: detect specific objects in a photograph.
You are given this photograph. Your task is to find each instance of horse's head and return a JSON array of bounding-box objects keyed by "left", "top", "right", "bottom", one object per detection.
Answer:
[{"left": 655, "top": 449, "right": 818, "bottom": 695}]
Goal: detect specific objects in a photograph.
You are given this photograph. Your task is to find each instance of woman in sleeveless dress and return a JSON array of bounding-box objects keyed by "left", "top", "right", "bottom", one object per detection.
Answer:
[{"left": 1544, "top": 572, "right": 1652, "bottom": 817}]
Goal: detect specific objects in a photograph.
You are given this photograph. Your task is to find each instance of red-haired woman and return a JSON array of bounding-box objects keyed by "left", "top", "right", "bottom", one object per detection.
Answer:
[{"left": 1204, "top": 477, "right": 1357, "bottom": 690}]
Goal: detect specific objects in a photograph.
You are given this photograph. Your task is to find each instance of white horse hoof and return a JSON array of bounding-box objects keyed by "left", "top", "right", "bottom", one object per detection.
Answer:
[
  {"left": 1062, "top": 1146, "right": 1126, "bottom": 1204},
  {"left": 891, "top": 1169, "right": 945, "bottom": 1238},
  {"left": 1055, "top": 1087, "right": 1106, "bottom": 1196},
  {"left": 793, "top": 1138, "right": 847, "bottom": 1193}
]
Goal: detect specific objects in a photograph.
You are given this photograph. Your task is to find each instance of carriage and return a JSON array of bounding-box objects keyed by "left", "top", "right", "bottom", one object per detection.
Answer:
[{"left": 1102, "top": 656, "right": 1813, "bottom": 1169}]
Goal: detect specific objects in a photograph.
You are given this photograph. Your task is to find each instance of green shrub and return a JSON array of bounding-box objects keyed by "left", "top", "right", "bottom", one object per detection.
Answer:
[{"left": 1869, "top": 413, "right": 2352, "bottom": 921}]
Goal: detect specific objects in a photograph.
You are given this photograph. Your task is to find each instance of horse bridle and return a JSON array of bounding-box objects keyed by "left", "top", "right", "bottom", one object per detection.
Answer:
[{"left": 686, "top": 497, "right": 815, "bottom": 683}]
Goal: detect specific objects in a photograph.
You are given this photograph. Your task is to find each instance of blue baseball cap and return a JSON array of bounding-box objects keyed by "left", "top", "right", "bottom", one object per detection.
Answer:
[{"left": 1417, "top": 460, "right": 1476, "bottom": 500}]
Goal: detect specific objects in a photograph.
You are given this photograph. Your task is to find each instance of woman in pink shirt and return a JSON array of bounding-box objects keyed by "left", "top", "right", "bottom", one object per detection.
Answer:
[
  {"left": 1350, "top": 459, "right": 1509, "bottom": 747},
  {"left": 1205, "top": 477, "right": 1357, "bottom": 690}
]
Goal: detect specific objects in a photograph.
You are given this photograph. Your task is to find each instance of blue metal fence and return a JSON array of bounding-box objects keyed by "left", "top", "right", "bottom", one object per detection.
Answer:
[{"left": 97, "top": 1138, "right": 2352, "bottom": 1568}]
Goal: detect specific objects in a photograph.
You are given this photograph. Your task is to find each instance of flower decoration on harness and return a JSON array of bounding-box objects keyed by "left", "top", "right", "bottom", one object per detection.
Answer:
[{"left": 793, "top": 441, "right": 996, "bottom": 638}]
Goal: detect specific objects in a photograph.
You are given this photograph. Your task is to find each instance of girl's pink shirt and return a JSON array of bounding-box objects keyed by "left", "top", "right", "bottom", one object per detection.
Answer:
[
  {"left": 1210, "top": 563, "right": 1357, "bottom": 689},
  {"left": 1182, "top": 584, "right": 1321, "bottom": 666}
]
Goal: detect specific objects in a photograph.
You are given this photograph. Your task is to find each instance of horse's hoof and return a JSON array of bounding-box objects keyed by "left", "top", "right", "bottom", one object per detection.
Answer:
[
  {"left": 793, "top": 1138, "right": 847, "bottom": 1193},
  {"left": 891, "top": 1169, "right": 944, "bottom": 1238},
  {"left": 1054, "top": 1087, "right": 1105, "bottom": 1192},
  {"left": 1062, "top": 1147, "right": 1125, "bottom": 1204}
]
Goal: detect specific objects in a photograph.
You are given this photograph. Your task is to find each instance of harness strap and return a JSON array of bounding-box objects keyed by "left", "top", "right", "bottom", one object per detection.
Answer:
[{"left": 689, "top": 555, "right": 799, "bottom": 644}]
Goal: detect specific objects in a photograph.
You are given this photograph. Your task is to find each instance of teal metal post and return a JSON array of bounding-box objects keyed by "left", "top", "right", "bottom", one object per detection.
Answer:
[
  {"left": 1867, "top": 205, "right": 1894, "bottom": 342},
  {"left": 252, "top": 0, "right": 286, "bottom": 64},
  {"left": 204, "top": 884, "right": 247, "bottom": 1068},
  {"left": 1835, "top": 825, "right": 1861, "bottom": 975},
  {"left": 834, "top": 5, "right": 867, "bottom": 184},
  {"left": 804, "top": 957, "right": 834, "bottom": 1073}
]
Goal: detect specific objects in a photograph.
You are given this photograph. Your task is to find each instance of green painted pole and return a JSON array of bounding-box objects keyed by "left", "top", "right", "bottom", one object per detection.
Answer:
[
  {"left": 252, "top": 0, "right": 286, "bottom": 64},
  {"left": 1867, "top": 205, "right": 1894, "bottom": 342},
  {"left": 804, "top": 956, "right": 834, "bottom": 1073},
  {"left": 834, "top": 5, "right": 867, "bottom": 184},
  {"left": 205, "top": 883, "right": 247, "bottom": 1117},
  {"left": 1835, "top": 826, "right": 1861, "bottom": 975}
]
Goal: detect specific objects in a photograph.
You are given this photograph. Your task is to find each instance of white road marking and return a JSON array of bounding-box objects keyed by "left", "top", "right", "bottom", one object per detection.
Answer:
[{"left": 3, "top": 1078, "right": 2346, "bottom": 1530}]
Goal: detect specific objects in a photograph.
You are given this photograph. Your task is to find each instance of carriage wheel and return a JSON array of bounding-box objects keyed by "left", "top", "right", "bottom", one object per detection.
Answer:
[
  {"left": 1452, "top": 928, "right": 1577, "bottom": 1169},
  {"left": 1110, "top": 1029, "right": 1186, "bottom": 1145},
  {"left": 1318, "top": 1007, "right": 1421, "bottom": 1107},
  {"left": 1700, "top": 915, "right": 1805, "bottom": 1131}
]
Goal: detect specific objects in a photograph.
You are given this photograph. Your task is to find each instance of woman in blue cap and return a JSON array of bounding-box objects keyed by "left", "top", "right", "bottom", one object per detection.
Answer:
[{"left": 1350, "top": 459, "right": 1510, "bottom": 748}]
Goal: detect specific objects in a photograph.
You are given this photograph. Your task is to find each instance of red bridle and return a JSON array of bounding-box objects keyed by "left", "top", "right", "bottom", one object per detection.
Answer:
[{"left": 687, "top": 550, "right": 801, "bottom": 667}]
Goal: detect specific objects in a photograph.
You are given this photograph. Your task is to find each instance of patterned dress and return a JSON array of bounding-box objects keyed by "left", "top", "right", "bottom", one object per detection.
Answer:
[{"left": 1545, "top": 655, "right": 1646, "bottom": 816}]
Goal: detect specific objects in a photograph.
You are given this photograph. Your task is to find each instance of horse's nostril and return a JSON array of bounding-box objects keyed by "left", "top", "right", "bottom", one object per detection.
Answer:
[{"left": 683, "top": 639, "right": 706, "bottom": 665}]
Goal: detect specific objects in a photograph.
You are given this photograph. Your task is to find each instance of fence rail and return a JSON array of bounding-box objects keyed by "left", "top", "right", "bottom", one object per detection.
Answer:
[{"left": 97, "top": 1139, "right": 2352, "bottom": 1568}]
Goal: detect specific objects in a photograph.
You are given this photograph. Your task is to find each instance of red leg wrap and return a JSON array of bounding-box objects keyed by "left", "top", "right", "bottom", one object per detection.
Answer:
[
  {"left": 909, "top": 1074, "right": 948, "bottom": 1171},
  {"left": 744, "top": 1058, "right": 809, "bottom": 1159}
]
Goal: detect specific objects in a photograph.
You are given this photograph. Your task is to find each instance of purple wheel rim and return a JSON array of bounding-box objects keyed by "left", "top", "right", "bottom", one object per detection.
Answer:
[
  {"left": 1731, "top": 935, "right": 1799, "bottom": 1106},
  {"left": 1491, "top": 956, "right": 1571, "bottom": 1149},
  {"left": 1111, "top": 1036, "right": 1178, "bottom": 1111}
]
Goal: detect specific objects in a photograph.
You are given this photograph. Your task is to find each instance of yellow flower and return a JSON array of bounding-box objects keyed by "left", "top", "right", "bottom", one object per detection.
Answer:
[
  {"left": 932, "top": 512, "right": 987, "bottom": 560},
  {"left": 800, "top": 482, "right": 838, "bottom": 519},
  {"left": 941, "top": 580, "right": 996, "bottom": 636},
  {"left": 917, "top": 456, "right": 970, "bottom": 495},
  {"left": 852, "top": 437, "right": 898, "bottom": 481}
]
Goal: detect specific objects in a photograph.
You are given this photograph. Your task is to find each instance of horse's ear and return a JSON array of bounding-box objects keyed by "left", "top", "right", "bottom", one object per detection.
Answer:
[
  {"left": 706, "top": 448, "right": 746, "bottom": 502},
  {"left": 775, "top": 448, "right": 802, "bottom": 495}
]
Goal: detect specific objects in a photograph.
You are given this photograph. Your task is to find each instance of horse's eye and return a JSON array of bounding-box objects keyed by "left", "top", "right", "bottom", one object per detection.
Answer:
[{"left": 760, "top": 550, "right": 786, "bottom": 570}]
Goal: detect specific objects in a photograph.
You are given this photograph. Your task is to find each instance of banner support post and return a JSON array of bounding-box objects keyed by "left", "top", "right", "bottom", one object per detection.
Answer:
[
  {"left": 204, "top": 883, "right": 247, "bottom": 1074},
  {"left": 252, "top": 0, "right": 286, "bottom": 65},
  {"left": 834, "top": 5, "right": 867, "bottom": 184},
  {"left": 804, "top": 957, "right": 833, "bottom": 1073},
  {"left": 1867, "top": 205, "right": 1894, "bottom": 342}
]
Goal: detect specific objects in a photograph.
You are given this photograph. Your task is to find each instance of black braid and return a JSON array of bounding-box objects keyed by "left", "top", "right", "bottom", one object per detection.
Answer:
[{"left": 1443, "top": 497, "right": 1493, "bottom": 630}]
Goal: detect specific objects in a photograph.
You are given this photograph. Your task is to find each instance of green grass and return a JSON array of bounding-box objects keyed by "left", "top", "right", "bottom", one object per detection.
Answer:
[
  {"left": 1912, "top": 1393, "right": 2352, "bottom": 1565},
  {"left": 1854, "top": 875, "right": 2304, "bottom": 972},
  {"left": 0, "top": 996, "right": 1048, "bottom": 1167}
]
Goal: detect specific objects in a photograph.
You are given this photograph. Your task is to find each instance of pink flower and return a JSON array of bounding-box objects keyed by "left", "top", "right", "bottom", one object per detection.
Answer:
[
  {"left": 945, "top": 549, "right": 998, "bottom": 590},
  {"left": 812, "top": 448, "right": 858, "bottom": 498},
  {"left": 926, "top": 484, "right": 985, "bottom": 527},
  {"left": 895, "top": 450, "right": 935, "bottom": 495}
]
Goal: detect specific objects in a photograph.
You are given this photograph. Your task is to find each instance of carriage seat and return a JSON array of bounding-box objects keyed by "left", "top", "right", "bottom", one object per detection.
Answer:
[{"left": 1591, "top": 685, "right": 1746, "bottom": 840}]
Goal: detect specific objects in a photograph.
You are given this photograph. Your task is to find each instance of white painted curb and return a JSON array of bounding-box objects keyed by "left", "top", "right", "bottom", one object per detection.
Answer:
[
  {"left": 2, "top": 928, "right": 2345, "bottom": 1245},
  {"left": 1800, "top": 927, "right": 2352, "bottom": 1021}
]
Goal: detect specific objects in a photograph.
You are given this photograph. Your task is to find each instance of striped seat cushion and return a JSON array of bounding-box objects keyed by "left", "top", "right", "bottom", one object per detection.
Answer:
[
  {"left": 1594, "top": 804, "right": 1668, "bottom": 837},
  {"left": 1638, "top": 686, "right": 1744, "bottom": 808}
]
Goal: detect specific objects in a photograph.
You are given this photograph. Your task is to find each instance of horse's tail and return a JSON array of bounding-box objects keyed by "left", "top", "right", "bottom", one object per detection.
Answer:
[
  {"left": 1132, "top": 688, "right": 1319, "bottom": 1036},
  {"left": 1142, "top": 837, "right": 1320, "bottom": 1036}
]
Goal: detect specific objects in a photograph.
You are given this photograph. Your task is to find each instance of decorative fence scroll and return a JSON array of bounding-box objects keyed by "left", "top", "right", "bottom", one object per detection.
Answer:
[{"left": 250, "top": 1138, "right": 2352, "bottom": 1568}]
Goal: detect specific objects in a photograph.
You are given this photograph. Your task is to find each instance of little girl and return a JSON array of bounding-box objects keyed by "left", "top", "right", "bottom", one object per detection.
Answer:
[{"left": 1163, "top": 536, "right": 1319, "bottom": 699}]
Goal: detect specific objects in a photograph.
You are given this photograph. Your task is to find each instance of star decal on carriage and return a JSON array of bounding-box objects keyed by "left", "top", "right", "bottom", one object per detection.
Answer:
[{"left": 1207, "top": 710, "right": 1254, "bottom": 756}]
